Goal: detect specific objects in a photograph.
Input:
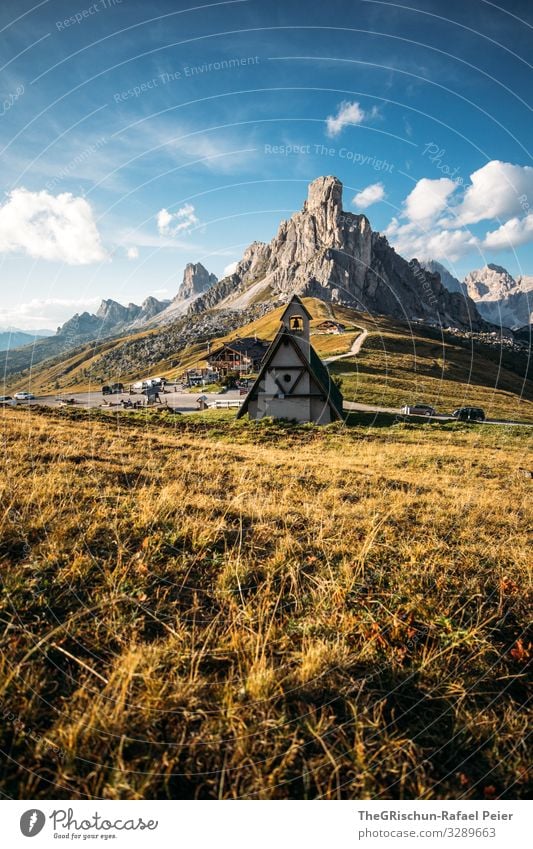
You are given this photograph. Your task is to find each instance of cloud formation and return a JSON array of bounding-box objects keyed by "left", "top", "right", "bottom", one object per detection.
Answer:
[
  {"left": 0, "top": 296, "right": 102, "bottom": 330},
  {"left": 223, "top": 260, "right": 238, "bottom": 276},
  {"left": 484, "top": 213, "right": 533, "bottom": 249},
  {"left": 385, "top": 217, "right": 478, "bottom": 262},
  {"left": 0, "top": 188, "right": 107, "bottom": 265},
  {"left": 156, "top": 203, "right": 199, "bottom": 236},
  {"left": 451, "top": 161, "right": 533, "bottom": 226},
  {"left": 352, "top": 182, "right": 385, "bottom": 209},
  {"left": 326, "top": 101, "right": 373, "bottom": 137},
  {"left": 386, "top": 160, "right": 533, "bottom": 261},
  {"left": 404, "top": 177, "right": 458, "bottom": 225}
]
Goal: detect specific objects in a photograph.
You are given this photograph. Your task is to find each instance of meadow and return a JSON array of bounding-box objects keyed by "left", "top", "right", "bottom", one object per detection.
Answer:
[
  {"left": 0, "top": 406, "right": 531, "bottom": 799},
  {"left": 10, "top": 299, "right": 533, "bottom": 431},
  {"left": 332, "top": 325, "right": 533, "bottom": 423}
]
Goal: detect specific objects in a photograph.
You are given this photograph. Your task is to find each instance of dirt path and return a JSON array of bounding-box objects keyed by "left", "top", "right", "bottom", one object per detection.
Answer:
[{"left": 324, "top": 327, "right": 369, "bottom": 363}]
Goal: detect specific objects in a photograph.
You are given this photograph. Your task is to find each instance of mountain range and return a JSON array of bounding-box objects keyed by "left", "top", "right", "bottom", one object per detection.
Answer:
[
  {"left": 55, "top": 261, "right": 219, "bottom": 342},
  {"left": 0, "top": 327, "right": 54, "bottom": 352},
  {"left": 421, "top": 261, "right": 532, "bottom": 330},
  {"left": 1, "top": 176, "right": 531, "bottom": 382}
]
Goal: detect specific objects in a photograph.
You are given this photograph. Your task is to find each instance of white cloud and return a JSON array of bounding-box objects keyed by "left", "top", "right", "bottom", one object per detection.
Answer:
[
  {"left": 484, "top": 213, "right": 533, "bottom": 250},
  {"left": 451, "top": 161, "right": 533, "bottom": 226},
  {"left": 424, "top": 228, "right": 479, "bottom": 261},
  {"left": 223, "top": 260, "right": 238, "bottom": 276},
  {"left": 385, "top": 159, "right": 533, "bottom": 263},
  {"left": 326, "top": 101, "right": 370, "bottom": 137},
  {"left": 126, "top": 246, "right": 139, "bottom": 260},
  {"left": 352, "top": 182, "right": 386, "bottom": 209},
  {"left": 156, "top": 203, "right": 199, "bottom": 236},
  {"left": 385, "top": 218, "right": 478, "bottom": 262},
  {"left": 156, "top": 209, "right": 172, "bottom": 232},
  {"left": 0, "top": 188, "right": 107, "bottom": 264},
  {"left": 151, "top": 288, "right": 169, "bottom": 297},
  {"left": 404, "top": 177, "right": 458, "bottom": 224},
  {"left": 0, "top": 296, "right": 101, "bottom": 330}
]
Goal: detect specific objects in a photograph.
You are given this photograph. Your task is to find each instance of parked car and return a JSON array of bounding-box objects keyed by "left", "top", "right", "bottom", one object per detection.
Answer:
[
  {"left": 400, "top": 404, "right": 437, "bottom": 416},
  {"left": 102, "top": 383, "right": 124, "bottom": 395},
  {"left": 0, "top": 395, "right": 16, "bottom": 406},
  {"left": 132, "top": 379, "right": 160, "bottom": 392},
  {"left": 452, "top": 407, "right": 486, "bottom": 422},
  {"left": 14, "top": 391, "right": 35, "bottom": 401}
]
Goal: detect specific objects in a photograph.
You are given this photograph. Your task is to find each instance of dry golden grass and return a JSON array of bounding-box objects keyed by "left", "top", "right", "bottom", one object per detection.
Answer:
[{"left": 0, "top": 406, "right": 531, "bottom": 799}]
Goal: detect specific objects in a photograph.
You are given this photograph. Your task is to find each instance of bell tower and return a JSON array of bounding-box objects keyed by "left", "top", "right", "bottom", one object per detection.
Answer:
[{"left": 280, "top": 294, "right": 312, "bottom": 355}]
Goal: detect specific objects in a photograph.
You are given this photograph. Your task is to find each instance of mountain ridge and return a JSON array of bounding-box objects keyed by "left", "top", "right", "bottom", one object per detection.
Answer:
[
  {"left": 0, "top": 328, "right": 54, "bottom": 352},
  {"left": 189, "top": 176, "right": 485, "bottom": 330},
  {"left": 463, "top": 264, "right": 533, "bottom": 328},
  {"left": 4, "top": 177, "right": 532, "bottom": 382}
]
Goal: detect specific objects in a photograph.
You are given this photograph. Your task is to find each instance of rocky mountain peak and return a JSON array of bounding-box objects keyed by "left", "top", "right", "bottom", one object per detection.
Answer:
[
  {"left": 305, "top": 175, "right": 343, "bottom": 213},
  {"left": 57, "top": 311, "right": 103, "bottom": 339},
  {"left": 463, "top": 264, "right": 532, "bottom": 328},
  {"left": 176, "top": 262, "right": 218, "bottom": 301},
  {"left": 189, "top": 175, "right": 484, "bottom": 329},
  {"left": 464, "top": 265, "right": 517, "bottom": 300},
  {"left": 137, "top": 296, "right": 170, "bottom": 321},
  {"left": 96, "top": 299, "right": 138, "bottom": 325}
]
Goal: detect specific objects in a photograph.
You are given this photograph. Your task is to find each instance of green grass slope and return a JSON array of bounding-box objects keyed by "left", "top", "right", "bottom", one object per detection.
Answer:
[{"left": 6, "top": 299, "right": 532, "bottom": 422}]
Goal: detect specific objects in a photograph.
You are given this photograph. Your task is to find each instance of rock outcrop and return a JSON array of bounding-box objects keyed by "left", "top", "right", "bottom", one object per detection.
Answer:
[
  {"left": 150, "top": 262, "right": 219, "bottom": 324},
  {"left": 464, "top": 264, "right": 517, "bottom": 300},
  {"left": 190, "top": 176, "right": 485, "bottom": 329},
  {"left": 176, "top": 262, "right": 218, "bottom": 300},
  {"left": 97, "top": 299, "right": 141, "bottom": 327},
  {"left": 136, "top": 296, "right": 171, "bottom": 322},
  {"left": 464, "top": 264, "right": 533, "bottom": 328},
  {"left": 58, "top": 311, "right": 104, "bottom": 340}
]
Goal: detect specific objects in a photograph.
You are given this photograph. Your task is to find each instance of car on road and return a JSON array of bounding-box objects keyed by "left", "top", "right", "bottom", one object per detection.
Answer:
[
  {"left": 0, "top": 395, "right": 17, "bottom": 406},
  {"left": 452, "top": 406, "right": 486, "bottom": 422},
  {"left": 14, "top": 391, "right": 35, "bottom": 401},
  {"left": 102, "top": 383, "right": 124, "bottom": 396},
  {"left": 400, "top": 404, "right": 437, "bottom": 416}
]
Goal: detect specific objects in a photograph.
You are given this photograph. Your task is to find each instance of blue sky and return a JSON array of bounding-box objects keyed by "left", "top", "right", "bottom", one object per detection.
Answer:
[{"left": 0, "top": 0, "right": 531, "bottom": 328}]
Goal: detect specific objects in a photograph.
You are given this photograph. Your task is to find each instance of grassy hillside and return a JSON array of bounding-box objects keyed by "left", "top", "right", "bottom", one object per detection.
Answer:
[
  {"left": 6, "top": 298, "right": 533, "bottom": 423},
  {"left": 329, "top": 317, "right": 533, "bottom": 422},
  {"left": 0, "top": 406, "right": 531, "bottom": 799},
  {"left": 135, "top": 300, "right": 533, "bottom": 421},
  {"left": 0, "top": 327, "right": 111, "bottom": 377},
  {"left": 4, "top": 324, "right": 183, "bottom": 395}
]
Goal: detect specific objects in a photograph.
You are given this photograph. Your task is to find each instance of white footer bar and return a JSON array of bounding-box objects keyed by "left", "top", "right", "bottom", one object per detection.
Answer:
[{"left": 4, "top": 800, "right": 530, "bottom": 848}]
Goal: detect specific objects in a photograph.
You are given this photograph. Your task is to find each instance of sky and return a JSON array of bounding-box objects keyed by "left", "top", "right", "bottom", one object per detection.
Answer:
[{"left": 0, "top": 0, "right": 531, "bottom": 329}]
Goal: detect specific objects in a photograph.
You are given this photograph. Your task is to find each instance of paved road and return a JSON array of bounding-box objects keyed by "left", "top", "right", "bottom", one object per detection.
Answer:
[
  {"left": 15, "top": 390, "right": 532, "bottom": 427},
  {"left": 343, "top": 404, "right": 533, "bottom": 427},
  {"left": 14, "top": 388, "right": 244, "bottom": 412}
]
